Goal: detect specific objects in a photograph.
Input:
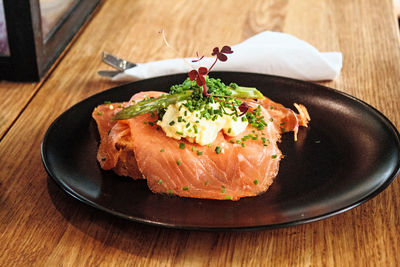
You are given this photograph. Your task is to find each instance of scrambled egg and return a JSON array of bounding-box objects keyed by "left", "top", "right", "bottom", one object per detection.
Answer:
[{"left": 157, "top": 101, "right": 248, "bottom": 146}]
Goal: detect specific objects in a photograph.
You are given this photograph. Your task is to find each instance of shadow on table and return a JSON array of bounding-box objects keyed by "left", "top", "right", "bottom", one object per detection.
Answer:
[
  {"left": 46, "top": 175, "right": 306, "bottom": 259},
  {"left": 46, "top": 174, "right": 360, "bottom": 262}
]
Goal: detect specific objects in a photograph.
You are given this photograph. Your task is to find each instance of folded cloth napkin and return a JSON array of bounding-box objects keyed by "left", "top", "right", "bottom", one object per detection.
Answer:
[{"left": 111, "top": 31, "right": 342, "bottom": 82}]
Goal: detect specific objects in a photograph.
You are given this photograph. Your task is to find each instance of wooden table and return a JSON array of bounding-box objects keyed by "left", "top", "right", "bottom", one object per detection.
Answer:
[{"left": 1, "top": 0, "right": 400, "bottom": 265}]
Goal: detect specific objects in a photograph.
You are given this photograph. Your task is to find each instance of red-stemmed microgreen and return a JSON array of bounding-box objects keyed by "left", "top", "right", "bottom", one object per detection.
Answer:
[
  {"left": 191, "top": 52, "right": 204, "bottom": 63},
  {"left": 188, "top": 67, "right": 207, "bottom": 86},
  {"left": 188, "top": 45, "right": 233, "bottom": 97},
  {"left": 159, "top": 30, "right": 253, "bottom": 117},
  {"left": 188, "top": 67, "right": 208, "bottom": 96},
  {"left": 238, "top": 102, "right": 250, "bottom": 116},
  {"left": 210, "top": 96, "right": 251, "bottom": 117},
  {"left": 159, "top": 29, "right": 193, "bottom": 69},
  {"left": 209, "top": 46, "right": 233, "bottom": 69}
]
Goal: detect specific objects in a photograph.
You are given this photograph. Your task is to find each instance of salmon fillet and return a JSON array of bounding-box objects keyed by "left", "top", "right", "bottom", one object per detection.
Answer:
[{"left": 92, "top": 91, "right": 309, "bottom": 200}]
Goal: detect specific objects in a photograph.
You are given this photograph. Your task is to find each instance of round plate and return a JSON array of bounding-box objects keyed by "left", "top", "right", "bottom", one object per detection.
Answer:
[{"left": 41, "top": 72, "right": 400, "bottom": 230}]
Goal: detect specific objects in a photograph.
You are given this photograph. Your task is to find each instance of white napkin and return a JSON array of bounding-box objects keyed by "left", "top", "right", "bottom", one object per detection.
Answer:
[{"left": 112, "top": 31, "right": 342, "bottom": 82}]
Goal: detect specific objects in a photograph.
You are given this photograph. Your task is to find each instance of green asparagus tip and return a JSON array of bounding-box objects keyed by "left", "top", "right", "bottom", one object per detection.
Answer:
[
  {"left": 113, "top": 90, "right": 193, "bottom": 120},
  {"left": 229, "top": 86, "right": 265, "bottom": 99}
]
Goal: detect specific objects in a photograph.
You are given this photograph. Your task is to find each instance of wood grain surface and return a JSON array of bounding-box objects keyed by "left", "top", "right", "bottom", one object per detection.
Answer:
[
  {"left": 0, "top": 81, "right": 39, "bottom": 140},
  {"left": 1, "top": 0, "right": 400, "bottom": 266}
]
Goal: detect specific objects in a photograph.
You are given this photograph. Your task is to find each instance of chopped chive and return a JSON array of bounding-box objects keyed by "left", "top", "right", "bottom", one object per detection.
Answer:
[
  {"left": 185, "top": 122, "right": 191, "bottom": 128},
  {"left": 169, "top": 120, "right": 175, "bottom": 126},
  {"left": 196, "top": 150, "right": 203, "bottom": 156},
  {"left": 191, "top": 146, "right": 195, "bottom": 152},
  {"left": 228, "top": 128, "right": 232, "bottom": 134},
  {"left": 107, "top": 130, "right": 111, "bottom": 135},
  {"left": 221, "top": 186, "right": 226, "bottom": 193},
  {"left": 97, "top": 111, "right": 103, "bottom": 116},
  {"left": 148, "top": 122, "right": 154, "bottom": 126},
  {"left": 280, "top": 122, "right": 286, "bottom": 125},
  {"left": 101, "top": 157, "right": 106, "bottom": 161},
  {"left": 104, "top": 101, "right": 111, "bottom": 104},
  {"left": 182, "top": 186, "right": 189, "bottom": 191},
  {"left": 193, "top": 124, "right": 199, "bottom": 134},
  {"left": 118, "top": 104, "right": 122, "bottom": 108},
  {"left": 160, "top": 149, "right": 165, "bottom": 152},
  {"left": 229, "top": 140, "right": 235, "bottom": 144},
  {"left": 158, "top": 179, "right": 163, "bottom": 185},
  {"left": 225, "top": 195, "right": 233, "bottom": 200},
  {"left": 241, "top": 143, "right": 245, "bottom": 147},
  {"left": 215, "top": 146, "right": 221, "bottom": 154},
  {"left": 178, "top": 116, "right": 183, "bottom": 122},
  {"left": 253, "top": 179, "right": 259, "bottom": 185},
  {"left": 208, "top": 144, "right": 211, "bottom": 148},
  {"left": 176, "top": 131, "right": 183, "bottom": 135},
  {"left": 176, "top": 160, "right": 181, "bottom": 165},
  {"left": 184, "top": 110, "right": 188, "bottom": 116},
  {"left": 179, "top": 142, "right": 185, "bottom": 149},
  {"left": 205, "top": 180, "right": 209, "bottom": 185},
  {"left": 168, "top": 189, "right": 173, "bottom": 195},
  {"left": 271, "top": 154, "right": 278, "bottom": 159}
]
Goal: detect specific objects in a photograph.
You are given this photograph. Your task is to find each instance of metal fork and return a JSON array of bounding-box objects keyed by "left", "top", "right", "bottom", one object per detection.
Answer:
[{"left": 97, "top": 52, "right": 136, "bottom": 78}]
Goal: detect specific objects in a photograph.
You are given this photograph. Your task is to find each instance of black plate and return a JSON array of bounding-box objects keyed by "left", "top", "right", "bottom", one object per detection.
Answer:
[{"left": 41, "top": 72, "right": 400, "bottom": 230}]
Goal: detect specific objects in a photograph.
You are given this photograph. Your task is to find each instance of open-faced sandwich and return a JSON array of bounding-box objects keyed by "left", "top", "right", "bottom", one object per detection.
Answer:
[{"left": 93, "top": 46, "right": 310, "bottom": 200}]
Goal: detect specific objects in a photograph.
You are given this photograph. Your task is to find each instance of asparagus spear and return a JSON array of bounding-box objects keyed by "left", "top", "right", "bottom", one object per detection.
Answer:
[
  {"left": 229, "top": 86, "right": 265, "bottom": 99},
  {"left": 113, "top": 90, "right": 193, "bottom": 120},
  {"left": 113, "top": 86, "right": 264, "bottom": 120}
]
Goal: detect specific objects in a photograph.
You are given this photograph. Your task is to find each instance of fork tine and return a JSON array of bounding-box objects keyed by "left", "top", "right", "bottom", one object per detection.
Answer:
[
  {"left": 102, "top": 52, "right": 136, "bottom": 71},
  {"left": 97, "top": 70, "right": 121, "bottom": 78}
]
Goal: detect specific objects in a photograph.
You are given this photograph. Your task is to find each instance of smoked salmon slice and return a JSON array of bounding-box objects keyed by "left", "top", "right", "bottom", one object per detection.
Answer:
[{"left": 93, "top": 91, "right": 309, "bottom": 200}]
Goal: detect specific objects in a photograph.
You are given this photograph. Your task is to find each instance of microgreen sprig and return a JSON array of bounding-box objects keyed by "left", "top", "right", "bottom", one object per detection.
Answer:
[{"left": 188, "top": 45, "right": 233, "bottom": 97}]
